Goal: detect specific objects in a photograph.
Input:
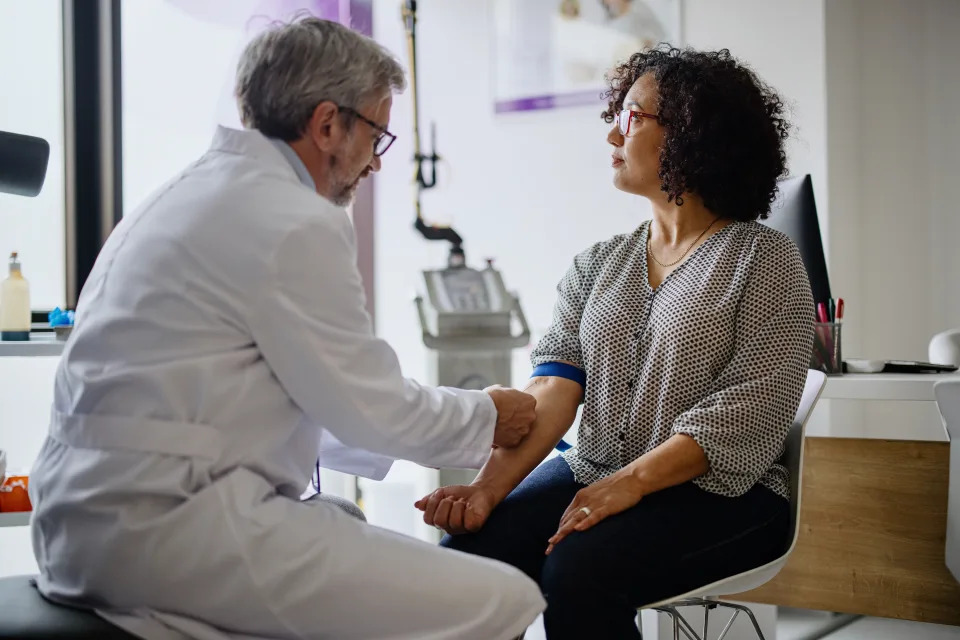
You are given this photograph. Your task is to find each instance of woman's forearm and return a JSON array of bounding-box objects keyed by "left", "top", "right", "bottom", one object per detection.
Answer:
[
  {"left": 625, "top": 433, "right": 709, "bottom": 497},
  {"left": 472, "top": 376, "right": 582, "bottom": 503}
]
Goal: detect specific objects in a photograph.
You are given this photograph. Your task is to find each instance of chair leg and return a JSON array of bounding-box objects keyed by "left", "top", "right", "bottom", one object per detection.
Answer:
[
  {"left": 650, "top": 599, "right": 768, "bottom": 640},
  {"left": 717, "top": 602, "right": 766, "bottom": 640},
  {"left": 653, "top": 606, "right": 704, "bottom": 640},
  {"left": 716, "top": 609, "right": 740, "bottom": 640}
]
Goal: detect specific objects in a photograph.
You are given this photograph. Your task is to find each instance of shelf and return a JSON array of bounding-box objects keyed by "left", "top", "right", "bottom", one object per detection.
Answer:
[
  {"left": 0, "top": 334, "right": 65, "bottom": 358},
  {"left": 0, "top": 511, "right": 30, "bottom": 527}
]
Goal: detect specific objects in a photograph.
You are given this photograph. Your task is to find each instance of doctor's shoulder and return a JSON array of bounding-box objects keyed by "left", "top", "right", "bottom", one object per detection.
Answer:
[{"left": 233, "top": 175, "right": 349, "bottom": 235}]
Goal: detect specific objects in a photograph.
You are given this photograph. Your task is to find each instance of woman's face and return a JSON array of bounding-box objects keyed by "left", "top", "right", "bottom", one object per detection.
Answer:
[{"left": 608, "top": 73, "right": 665, "bottom": 199}]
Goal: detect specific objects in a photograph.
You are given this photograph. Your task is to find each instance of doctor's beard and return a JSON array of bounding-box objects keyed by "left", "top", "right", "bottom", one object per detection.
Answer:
[{"left": 328, "top": 155, "right": 366, "bottom": 207}]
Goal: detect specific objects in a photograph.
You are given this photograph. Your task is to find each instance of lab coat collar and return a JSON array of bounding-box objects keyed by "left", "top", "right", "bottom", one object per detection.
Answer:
[
  {"left": 209, "top": 126, "right": 304, "bottom": 188},
  {"left": 268, "top": 138, "right": 317, "bottom": 191}
]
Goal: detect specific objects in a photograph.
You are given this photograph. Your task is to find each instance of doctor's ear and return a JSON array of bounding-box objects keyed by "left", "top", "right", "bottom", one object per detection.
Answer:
[{"left": 306, "top": 101, "right": 344, "bottom": 152}]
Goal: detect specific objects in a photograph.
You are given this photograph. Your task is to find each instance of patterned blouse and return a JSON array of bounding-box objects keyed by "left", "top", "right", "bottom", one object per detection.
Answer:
[{"left": 531, "top": 220, "right": 814, "bottom": 499}]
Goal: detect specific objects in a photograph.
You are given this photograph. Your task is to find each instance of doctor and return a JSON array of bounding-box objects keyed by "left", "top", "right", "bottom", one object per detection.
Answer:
[{"left": 29, "top": 17, "right": 545, "bottom": 640}]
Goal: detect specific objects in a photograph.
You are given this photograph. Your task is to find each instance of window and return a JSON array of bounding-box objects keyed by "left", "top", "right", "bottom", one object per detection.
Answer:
[
  {"left": 121, "top": 0, "right": 354, "bottom": 212},
  {"left": 0, "top": 2, "right": 66, "bottom": 309}
]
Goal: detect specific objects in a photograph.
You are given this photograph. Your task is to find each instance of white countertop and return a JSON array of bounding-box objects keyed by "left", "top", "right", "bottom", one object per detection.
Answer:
[
  {"left": 0, "top": 334, "right": 65, "bottom": 357},
  {"left": 821, "top": 372, "right": 960, "bottom": 401}
]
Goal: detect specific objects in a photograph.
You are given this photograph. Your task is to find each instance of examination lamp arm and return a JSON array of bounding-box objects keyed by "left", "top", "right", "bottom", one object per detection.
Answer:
[{"left": 402, "top": 0, "right": 465, "bottom": 265}]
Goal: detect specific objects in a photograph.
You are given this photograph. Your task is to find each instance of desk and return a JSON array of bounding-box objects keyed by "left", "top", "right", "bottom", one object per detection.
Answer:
[{"left": 735, "top": 372, "right": 960, "bottom": 626}]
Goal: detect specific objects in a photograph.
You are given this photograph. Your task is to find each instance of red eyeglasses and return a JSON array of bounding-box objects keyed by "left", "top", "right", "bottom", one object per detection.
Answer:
[{"left": 616, "top": 109, "right": 660, "bottom": 136}]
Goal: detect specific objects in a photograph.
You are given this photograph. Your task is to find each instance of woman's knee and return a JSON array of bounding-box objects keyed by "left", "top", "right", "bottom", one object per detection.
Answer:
[
  {"left": 540, "top": 534, "right": 598, "bottom": 595},
  {"left": 540, "top": 529, "right": 636, "bottom": 600}
]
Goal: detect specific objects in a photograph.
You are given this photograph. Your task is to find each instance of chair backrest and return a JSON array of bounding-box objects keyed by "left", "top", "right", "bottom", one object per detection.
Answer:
[
  {"left": 780, "top": 370, "right": 827, "bottom": 553},
  {"left": 934, "top": 379, "right": 960, "bottom": 582}
]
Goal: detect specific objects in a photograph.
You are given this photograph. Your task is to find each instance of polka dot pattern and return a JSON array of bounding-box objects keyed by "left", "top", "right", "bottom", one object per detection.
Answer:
[{"left": 531, "top": 221, "right": 814, "bottom": 499}]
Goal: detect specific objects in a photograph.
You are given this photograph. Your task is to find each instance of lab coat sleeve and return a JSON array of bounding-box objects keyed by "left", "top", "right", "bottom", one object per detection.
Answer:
[
  {"left": 247, "top": 213, "right": 496, "bottom": 470},
  {"left": 316, "top": 430, "right": 395, "bottom": 480}
]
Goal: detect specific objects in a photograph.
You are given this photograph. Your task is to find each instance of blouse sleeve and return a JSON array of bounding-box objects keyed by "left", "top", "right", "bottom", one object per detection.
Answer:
[
  {"left": 671, "top": 233, "right": 815, "bottom": 497},
  {"left": 530, "top": 244, "right": 601, "bottom": 372}
]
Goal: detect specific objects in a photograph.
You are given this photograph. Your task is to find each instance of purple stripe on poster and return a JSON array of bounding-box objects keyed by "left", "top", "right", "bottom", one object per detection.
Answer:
[
  {"left": 495, "top": 89, "right": 605, "bottom": 114},
  {"left": 162, "top": 0, "right": 345, "bottom": 26},
  {"left": 348, "top": 0, "right": 373, "bottom": 36},
  {"left": 273, "top": 0, "right": 340, "bottom": 19}
]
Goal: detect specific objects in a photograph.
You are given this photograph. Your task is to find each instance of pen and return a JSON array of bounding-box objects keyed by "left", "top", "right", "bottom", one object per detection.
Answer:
[
  {"left": 817, "top": 302, "right": 829, "bottom": 324},
  {"left": 836, "top": 298, "right": 844, "bottom": 324},
  {"left": 828, "top": 298, "right": 836, "bottom": 323}
]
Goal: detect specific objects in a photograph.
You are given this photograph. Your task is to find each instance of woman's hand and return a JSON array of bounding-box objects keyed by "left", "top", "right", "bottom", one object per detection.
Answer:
[
  {"left": 546, "top": 471, "right": 645, "bottom": 554},
  {"left": 415, "top": 484, "right": 499, "bottom": 535}
]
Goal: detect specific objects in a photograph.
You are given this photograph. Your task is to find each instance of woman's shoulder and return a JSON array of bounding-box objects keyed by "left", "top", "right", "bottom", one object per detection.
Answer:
[
  {"left": 573, "top": 223, "right": 647, "bottom": 268},
  {"left": 727, "top": 222, "right": 811, "bottom": 307},
  {"left": 727, "top": 221, "right": 804, "bottom": 265}
]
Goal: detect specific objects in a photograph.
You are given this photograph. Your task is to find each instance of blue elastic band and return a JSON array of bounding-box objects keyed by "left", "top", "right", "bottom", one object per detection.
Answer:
[
  {"left": 530, "top": 362, "right": 587, "bottom": 387},
  {"left": 531, "top": 362, "right": 585, "bottom": 452}
]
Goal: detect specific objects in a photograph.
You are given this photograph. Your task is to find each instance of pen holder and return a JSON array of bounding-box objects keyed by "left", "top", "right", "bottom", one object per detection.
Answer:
[{"left": 811, "top": 322, "right": 842, "bottom": 375}]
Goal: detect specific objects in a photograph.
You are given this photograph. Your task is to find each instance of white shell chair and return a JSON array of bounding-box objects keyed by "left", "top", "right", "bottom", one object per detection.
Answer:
[
  {"left": 933, "top": 379, "right": 960, "bottom": 583},
  {"left": 637, "top": 369, "right": 827, "bottom": 640}
]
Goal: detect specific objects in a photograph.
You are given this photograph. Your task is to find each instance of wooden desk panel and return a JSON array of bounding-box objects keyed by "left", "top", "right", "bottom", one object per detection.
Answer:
[{"left": 732, "top": 437, "right": 960, "bottom": 626}]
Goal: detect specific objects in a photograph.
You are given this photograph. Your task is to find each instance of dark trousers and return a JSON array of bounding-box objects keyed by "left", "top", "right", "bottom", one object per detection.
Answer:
[{"left": 441, "top": 457, "right": 788, "bottom": 640}]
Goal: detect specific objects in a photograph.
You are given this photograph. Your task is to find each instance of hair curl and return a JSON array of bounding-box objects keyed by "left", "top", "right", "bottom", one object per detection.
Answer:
[{"left": 602, "top": 45, "right": 789, "bottom": 220}]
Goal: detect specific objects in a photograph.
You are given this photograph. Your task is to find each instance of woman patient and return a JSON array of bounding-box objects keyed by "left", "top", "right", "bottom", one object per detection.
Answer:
[{"left": 416, "top": 45, "right": 814, "bottom": 639}]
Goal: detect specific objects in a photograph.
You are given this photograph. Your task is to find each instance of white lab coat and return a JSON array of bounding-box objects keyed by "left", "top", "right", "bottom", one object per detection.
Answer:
[{"left": 28, "top": 127, "right": 544, "bottom": 640}]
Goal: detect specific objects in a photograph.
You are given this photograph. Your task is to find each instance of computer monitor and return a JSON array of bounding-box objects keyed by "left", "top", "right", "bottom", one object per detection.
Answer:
[{"left": 762, "top": 174, "right": 831, "bottom": 307}]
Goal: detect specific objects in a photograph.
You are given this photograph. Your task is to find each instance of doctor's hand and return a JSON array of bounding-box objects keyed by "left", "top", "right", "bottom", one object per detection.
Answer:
[
  {"left": 485, "top": 385, "right": 537, "bottom": 448},
  {"left": 415, "top": 484, "right": 498, "bottom": 535}
]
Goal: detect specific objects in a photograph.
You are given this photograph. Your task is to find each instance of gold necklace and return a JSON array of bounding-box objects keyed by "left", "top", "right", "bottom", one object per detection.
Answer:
[{"left": 647, "top": 217, "right": 721, "bottom": 268}]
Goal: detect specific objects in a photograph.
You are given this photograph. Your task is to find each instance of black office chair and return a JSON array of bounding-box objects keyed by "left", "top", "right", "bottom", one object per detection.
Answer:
[{"left": 0, "top": 575, "right": 135, "bottom": 639}]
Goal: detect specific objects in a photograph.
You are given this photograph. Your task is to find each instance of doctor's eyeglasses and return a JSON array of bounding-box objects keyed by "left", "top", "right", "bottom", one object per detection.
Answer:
[
  {"left": 338, "top": 106, "right": 396, "bottom": 157},
  {"left": 616, "top": 109, "right": 661, "bottom": 136}
]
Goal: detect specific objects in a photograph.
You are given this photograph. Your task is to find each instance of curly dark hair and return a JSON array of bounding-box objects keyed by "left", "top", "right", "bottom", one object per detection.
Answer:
[{"left": 602, "top": 45, "right": 790, "bottom": 220}]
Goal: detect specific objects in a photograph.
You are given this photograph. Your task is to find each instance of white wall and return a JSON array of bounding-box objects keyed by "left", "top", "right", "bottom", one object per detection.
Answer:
[
  {"left": 373, "top": 1, "right": 636, "bottom": 389},
  {"left": 684, "top": 0, "right": 828, "bottom": 246},
  {"left": 827, "top": 0, "right": 960, "bottom": 361}
]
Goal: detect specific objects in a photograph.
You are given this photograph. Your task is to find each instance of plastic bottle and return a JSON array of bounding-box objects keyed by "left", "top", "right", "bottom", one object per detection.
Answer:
[{"left": 0, "top": 252, "right": 31, "bottom": 341}]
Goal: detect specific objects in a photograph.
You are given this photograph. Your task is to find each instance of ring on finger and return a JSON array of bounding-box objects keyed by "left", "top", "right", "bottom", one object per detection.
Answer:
[{"left": 579, "top": 506, "right": 591, "bottom": 517}]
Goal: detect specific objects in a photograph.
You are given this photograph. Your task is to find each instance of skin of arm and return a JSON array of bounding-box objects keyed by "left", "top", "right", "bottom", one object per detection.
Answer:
[{"left": 473, "top": 375, "right": 583, "bottom": 503}]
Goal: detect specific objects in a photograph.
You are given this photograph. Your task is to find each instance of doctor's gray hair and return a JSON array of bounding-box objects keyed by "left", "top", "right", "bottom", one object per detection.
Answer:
[{"left": 235, "top": 17, "right": 406, "bottom": 141}]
